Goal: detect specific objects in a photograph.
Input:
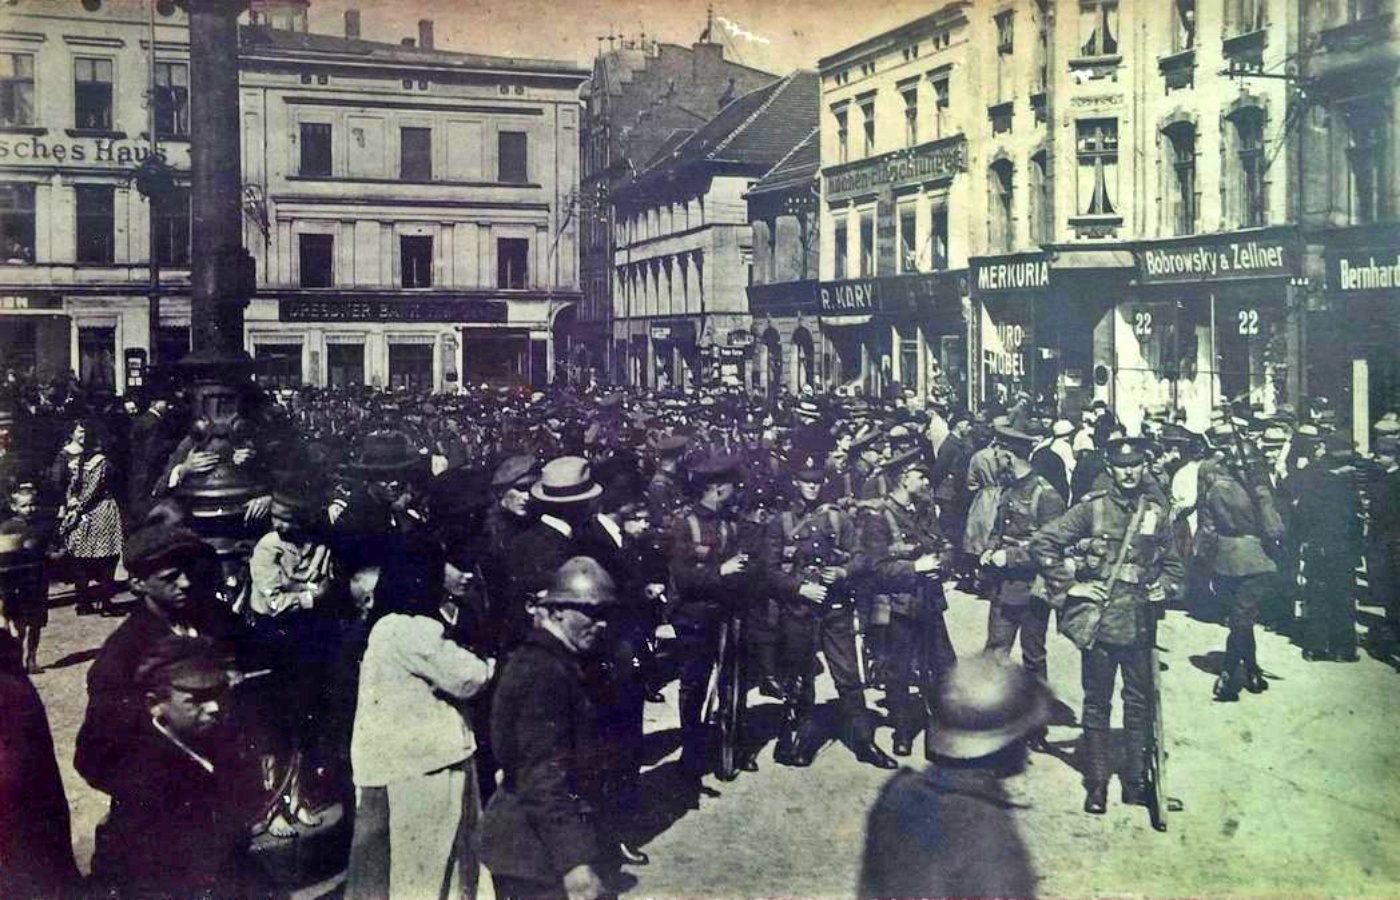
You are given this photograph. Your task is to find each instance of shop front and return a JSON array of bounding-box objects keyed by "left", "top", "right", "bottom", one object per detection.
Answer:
[
  {"left": 0, "top": 293, "right": 70, "bottom": 381},
  {"left": 1127, "top": 228, "right": 1303, "bottom": 432},
  {"left": 817, "top": 271, "right": 966, "bottom": 401},
  {"left": 647, "top": 319, "right": 698, "bottom": 391},
  {"left": 970, "top": 251, "right": 1120, "bottom": 418},
  {"left": 1311, "top": 228, "right": 1400, "bottom": 450}
]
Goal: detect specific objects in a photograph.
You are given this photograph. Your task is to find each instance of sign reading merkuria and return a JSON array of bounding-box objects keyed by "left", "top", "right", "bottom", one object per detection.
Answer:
[
  {"left": 824, "top": 135, "right": 967, "bottom": 202},
  {"left": 1136, "top": 230, "right": 1300, "bottom": 284},
  {"left": 280, "top": 297, "right": 508, "bottom": 323}
]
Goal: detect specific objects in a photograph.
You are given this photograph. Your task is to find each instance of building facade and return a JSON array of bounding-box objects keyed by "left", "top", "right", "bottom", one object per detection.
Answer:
[
  {"left": 0, "top": 0, "right": 195, "bottom": 395},
  {"left": 611, "top": 70, "right": 819, "bottom": 390},
  {"left": 239, "top": 14, "right": 588, "bottom": 391},
  {"left": 578, "top": 36, "right": 777, "bottom": 383},
  {"left": 815, "top": 2, "right": 975, "bottom": 401},
  {"left": 0, "top": 3, "right": 587, "bottom": 393}
]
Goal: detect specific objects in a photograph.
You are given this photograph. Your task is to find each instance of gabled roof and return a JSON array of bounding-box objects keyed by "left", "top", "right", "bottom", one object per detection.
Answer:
[
  {"left": 748, "top": 127, "right": 819, "bottom": 197},
  {"left": 239, "top": 24, "right": 588, "bottom": 78},
  {"left": 623, "top": 70, "right": 819, "bottom": 196}
]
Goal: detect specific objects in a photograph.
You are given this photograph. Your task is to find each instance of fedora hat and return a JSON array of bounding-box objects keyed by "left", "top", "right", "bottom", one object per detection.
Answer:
[
  {"left": 348, "top": 430, "right": 420, "bottom": 475},
  {"left": 530, "top": 456, "right": 603, "bottom": 504},
  {"left": 926, "top": 652, "right": 1053, "bottom": 760}
]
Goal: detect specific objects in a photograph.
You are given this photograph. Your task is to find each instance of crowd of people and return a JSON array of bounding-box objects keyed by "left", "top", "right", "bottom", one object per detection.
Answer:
[{"left": 0, "top": 367, "right": 1397, "bottom": 899}]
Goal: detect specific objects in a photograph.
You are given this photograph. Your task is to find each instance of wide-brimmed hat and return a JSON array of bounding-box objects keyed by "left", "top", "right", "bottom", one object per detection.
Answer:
[
  {"left": 926, "top": 652, "right": 1053, "bottom": 760},
  {"left": 348, "top": 430, "right": 420, "bottom": 476},
  {"left": 530, "top": 456, "right": 603, "bottom": 503}
]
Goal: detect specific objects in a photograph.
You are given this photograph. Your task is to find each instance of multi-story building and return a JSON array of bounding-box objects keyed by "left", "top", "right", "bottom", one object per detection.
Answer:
[
  {"left": 239, "top": 11, "right": 588, "bottom": 390},
  {"left": 578, "top": 36, "right": 776, "bottom": 383},
  {"left": 815, "top": 2, "right": 974, "bottom": 400},
  {"left": 0, "top": 1, "right": 588, "bottom": 393},
  {"left": 744, "top": 127, "right": 824, "bottom": 397},
  {"left": 1297, "top": 1, "right": 1398, "bottom": 448},
  {"left": 964, "top": 0, "right": 1306, "bottom": 432},
  {"left": 0, "top": 0, "right": 195, "bottom": 394},
  {"left": 611, "top": 70, "right": 819, "bottom": 390}
]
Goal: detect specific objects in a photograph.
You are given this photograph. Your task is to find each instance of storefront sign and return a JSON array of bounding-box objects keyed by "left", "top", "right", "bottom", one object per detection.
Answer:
[
  {"left": 0, "top": 135, "right": 170, "bottom": 167},
  {"left": 974, "top": 258, "right": 1049, "bottom": 293},
  {"left": 0, "top": 294, "right": 63, "bottom": 311},
  {"left": 1136, "top": 231, "right": 1299, "bottom": 284},
  {"left": 650, "top": 325, "right": 673, "bottom": 341},
  {"left": 824, "top": 135, "right": 967, "bottom": 201},
  {"left": 818, "top": 273, "right": 963, "bottom": 316},
  {"left": 819, "top": 279, "right": 877, "bottom": 313},
  {"left": 280, "top": 297, "right": 508, "bottom": 323},
  {"left": 1330, "top": 249, "right": 1400, "bottom": 292}
]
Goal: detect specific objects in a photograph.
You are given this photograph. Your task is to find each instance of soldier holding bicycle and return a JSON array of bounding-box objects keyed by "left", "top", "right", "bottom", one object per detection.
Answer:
[{"left": 1028, "top": 437, "right": 1183, "bottom": 815}]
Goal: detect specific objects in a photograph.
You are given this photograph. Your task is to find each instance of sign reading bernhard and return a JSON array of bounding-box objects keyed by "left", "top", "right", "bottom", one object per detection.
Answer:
[
  {"left": 1136, "top": 230, "right": 1299, "bottom": 284},
  {"left": 1329, "top": 249, "right": 1400, "bottom": 292}
]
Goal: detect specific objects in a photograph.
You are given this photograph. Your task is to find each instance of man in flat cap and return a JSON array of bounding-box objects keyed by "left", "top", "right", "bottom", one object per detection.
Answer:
[
  {"left": 1030, "top": 437, "right": 1183, "bottom": 814},
  {"left": 668, "top": 452, "right": 753, "bottom": 790},
  {"left": 978, "top": 427, "right": 1066, "bottom": 728},
  {"left": 89, "top": 635, "right": 267, "bottom": 899}
]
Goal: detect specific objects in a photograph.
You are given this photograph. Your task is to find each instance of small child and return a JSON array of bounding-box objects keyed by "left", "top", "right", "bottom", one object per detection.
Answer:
[{"left": 1, "top": 484, "right": 54, "bottom": 673}]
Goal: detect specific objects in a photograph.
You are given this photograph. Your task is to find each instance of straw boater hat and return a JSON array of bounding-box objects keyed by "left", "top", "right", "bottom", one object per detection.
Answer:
[{"left": 530, "top": 457, "right": 603, "bottom": 504}]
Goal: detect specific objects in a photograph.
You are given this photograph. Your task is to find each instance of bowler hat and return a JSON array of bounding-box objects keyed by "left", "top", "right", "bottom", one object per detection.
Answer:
[
  {"left": 530, "top": 457, "right": 603, "bottom": 503},
  {"left": 926, "top": 652, "right": 1053, "bottom": 760}
]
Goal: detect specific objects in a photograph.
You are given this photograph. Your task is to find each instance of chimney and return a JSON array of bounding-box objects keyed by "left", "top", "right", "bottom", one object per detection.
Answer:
[
  {"left": 344, "top": 9, "right": 360, "bottom": 40},
  {"left": 418, "top": 19, "right": 435, "bottom": 50}
]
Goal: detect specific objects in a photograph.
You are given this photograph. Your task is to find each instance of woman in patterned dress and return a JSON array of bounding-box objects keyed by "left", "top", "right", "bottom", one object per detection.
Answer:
[{"left": 58, "top": 422, "right": 125, "bottom": 616}]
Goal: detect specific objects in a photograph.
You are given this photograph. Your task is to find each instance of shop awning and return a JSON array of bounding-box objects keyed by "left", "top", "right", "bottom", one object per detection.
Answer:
[
  {"left": 1052, "top": 249, "right": 1136, "bottom": 270},
  {"left": 819, "top": 314, "right": 875, "bottom": 327}
]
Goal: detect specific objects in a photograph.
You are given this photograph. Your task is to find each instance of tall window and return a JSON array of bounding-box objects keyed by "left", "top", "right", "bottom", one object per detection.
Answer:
[
  {"left": 1076, "top": 119, "right": 1119, "bottom": 216},
  {"left": 0, "top": 183, "right": 35, "bottom": 263},
  {"left": 499, "top": 131, "right": 528, "bottom": 183},
  {"left": 931, "top": 75, "right": 950, "bottom": 139},
  {"left": 74, "top": 58, "right": 114, "bottom": 131},
  {"left": 401, "top": 127, "right": 432, "bottom": 181},
  {"left": 1231, "top": 108, "right": 1266, "bottom": 227},
  {"left": 860, "top": 101, "right": 876, "bottom": 157},
  {"left": 401, "top": 235, "right": 433, "bottom": 288},
  {"left": 995, "top": 10, "right": 1014, "bottom": 53},
  {"left": 1079, "top": 1, "right": 1119, "bottom": 57},
  {"left": 902, "top": 87, "right": 918, "bottom": 148},
  {"left": 930, "top": 204, "right": 949, "bottom": 270},
  {"left": 1029, "top": 151, "right": 1052, "bottom": 243},
  {"left": 1164, "top": 122, "right": 1197, "bottom": 235},
  {"left": 299, "top": 122, "right": 332, "bottom": 176},
  {"left": 153, "top": 61, "right": 189, "bottom": 138},
  {"left": 858, "top": 210, "right": 875, "bottom": 277},
  {"left": 834, "top": 220, "right": 848, "bottom": 279},
  {"left": 1233, "top": 0, "right": 1266, "bottom": 34},
  {"left": 990, "top": 160, "right": 1014, "bottom": 252},
  {"left": 1034, "top": 4, "right": 1050, "bottom": 92},
  {"left": 1344, "top": 103, "right": 1387, "bottom": 224},
  {"left": 298, "top": 233, "right": 334, "bottom": 287},
  {"left": 0, "top": 54, "right": 35, "bottom": 128},
  {"left": 75, "top": 185, "right": 114, "bottom": 264},
  {"left": 834, "top": 107, "right": 849, "bottom": 164},
  {"left": 899, "top": 206, "right": 918, "bottom": 273},
  {"left": 1172, "top": 0, "right": 1197, "bottom": 51},
  {"left": 497, "top": 237, "right": 529, "bottom": 289},
  {"left": 152, "top": 186, "right": 190, "bottom": 267}
]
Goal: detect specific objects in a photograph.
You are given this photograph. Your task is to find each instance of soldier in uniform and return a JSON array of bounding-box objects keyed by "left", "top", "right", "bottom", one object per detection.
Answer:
[
  {"left": 646, "top": 434, "right": 688, "bottom": 526},
  {"left": 1028, "top": 438, "right": 1183, "bottom": 814},
  {"left": 667, "top": 452, "right": 753, "bottom": 791},
  {"left": 857, "top": 455, "right": 957, "bottom": 759},
  {"left": 978, "top": 428, "right": 1066, "bottom": 703},
  {"left": 764, "top": 459, "right": 896, "bottom": 770}
]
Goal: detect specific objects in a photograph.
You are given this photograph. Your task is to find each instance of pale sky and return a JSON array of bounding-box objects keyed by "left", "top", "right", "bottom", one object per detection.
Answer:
[{"left": 306, "top": 0, "right": 946, "bottom": 74}]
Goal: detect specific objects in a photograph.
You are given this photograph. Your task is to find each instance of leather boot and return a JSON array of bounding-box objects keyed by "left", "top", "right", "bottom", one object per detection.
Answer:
[
  {"left": 1242, "top": 665, "right": 1269, "bottom": 694},
  {"left": 1213, "top": 664, "right": 1242, "bottom": 702},
  {"left": 842, "top": 694, "right": 896, "bottom": 770},
  {"left": 1081, "top": 729, "right": 1111, "bottom": 814},
  {"left": 1119, "top": 724, "right": 1149, "bottom": 806}
]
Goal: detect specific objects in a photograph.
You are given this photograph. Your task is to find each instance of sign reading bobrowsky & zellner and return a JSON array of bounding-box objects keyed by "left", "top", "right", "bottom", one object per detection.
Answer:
[{"left": 1135, "top": 228, "right": 1301, "bottom": 285}]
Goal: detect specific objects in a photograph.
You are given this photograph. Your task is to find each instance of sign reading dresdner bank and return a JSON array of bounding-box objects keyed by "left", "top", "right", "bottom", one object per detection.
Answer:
[
  {"left": 1136, "top": 230, "right": 1300, "bottom": 284},
  {"left": 1329, "top": 249, "right": 1400, "bottom": 293},
  {"left": 281, "top": 297, "right": 508, "bottom": 323}
]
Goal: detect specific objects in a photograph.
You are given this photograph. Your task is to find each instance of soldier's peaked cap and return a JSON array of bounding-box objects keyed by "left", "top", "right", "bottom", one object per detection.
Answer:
[
  {"left": 993, "top": 425, "right": 1037, "bottom": 457},
  {"left": 689, "top": 451, "right": 742, "bottom": 483},
  {"left": 1105, "top": 437, "right": 1148, "bottom": 466}
]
